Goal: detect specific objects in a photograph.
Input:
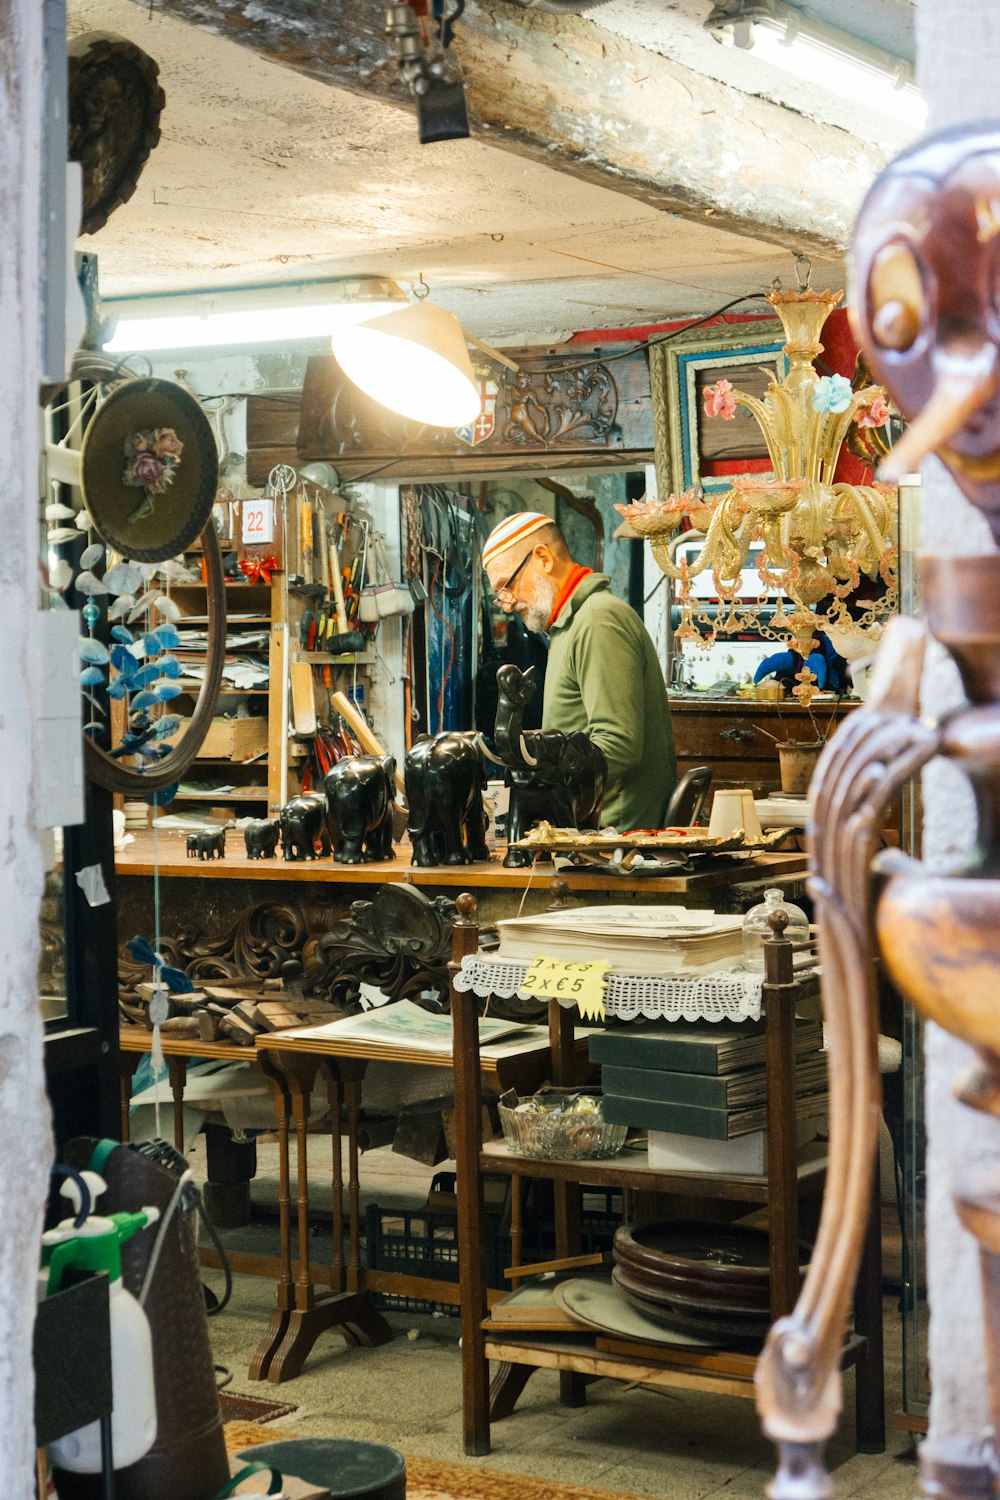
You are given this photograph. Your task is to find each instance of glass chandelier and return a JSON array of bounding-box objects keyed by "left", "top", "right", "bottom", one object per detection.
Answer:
[{"left": 621, "top": 289, "right": 898, "bottom": 659}]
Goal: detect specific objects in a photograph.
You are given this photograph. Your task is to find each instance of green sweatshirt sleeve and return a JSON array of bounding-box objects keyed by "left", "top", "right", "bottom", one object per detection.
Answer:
[{"left": 569, "top": 604, "right": 645, "bottom": 781}]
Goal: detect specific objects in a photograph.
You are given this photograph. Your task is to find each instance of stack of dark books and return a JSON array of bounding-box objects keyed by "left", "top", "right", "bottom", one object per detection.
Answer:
[{"left": 590, "top": 1019, "right": 828, "bottom": 1174}]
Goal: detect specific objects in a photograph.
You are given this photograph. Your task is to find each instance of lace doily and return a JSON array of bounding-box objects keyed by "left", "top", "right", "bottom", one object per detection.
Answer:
[{"left": 454, "top": 955, "right": 764, "bottom": 1023}]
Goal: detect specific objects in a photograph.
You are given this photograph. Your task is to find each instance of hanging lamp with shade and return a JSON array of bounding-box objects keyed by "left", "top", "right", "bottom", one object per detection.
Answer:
[{"left": 330, "top": 276, "right": 518, "bottom": 430}]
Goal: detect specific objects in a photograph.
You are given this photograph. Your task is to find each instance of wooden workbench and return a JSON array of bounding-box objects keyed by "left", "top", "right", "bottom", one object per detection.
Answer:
[
  {"left": 116, "top": 829, "right": 808, "bottom": 896},
  {"left": 114, "top": 833, "right": 810, "bottom": 1017}
]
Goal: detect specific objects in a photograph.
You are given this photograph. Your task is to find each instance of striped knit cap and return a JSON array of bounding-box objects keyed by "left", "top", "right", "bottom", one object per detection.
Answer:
[{"left": 482, "top": 512, "right": 551, "bottom": 571}]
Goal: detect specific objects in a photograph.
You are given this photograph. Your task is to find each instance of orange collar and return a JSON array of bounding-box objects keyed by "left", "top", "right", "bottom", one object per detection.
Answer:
[{"left": 547, "top": 564, "right": 592, "bottom": 630}]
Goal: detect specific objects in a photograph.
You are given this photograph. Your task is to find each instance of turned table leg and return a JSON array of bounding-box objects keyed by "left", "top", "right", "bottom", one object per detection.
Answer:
[{"left": 249, "top": 1058, "right": 294, "bottom": 1381}]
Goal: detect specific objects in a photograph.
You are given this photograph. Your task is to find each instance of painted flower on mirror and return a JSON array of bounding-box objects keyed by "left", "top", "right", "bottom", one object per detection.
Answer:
[
  {"left": 811, "top": 374, "right": 853, "bottom": 414},
  {"left": 853, "top": 393, "right": 891, "bottom": 429},
  {"left": 123, "top": 427, "right": 183, "bottom": 494},
  {"left": 152, "top": 427, "right": 184, "bottom": 458},
  {"left": 702, "top": 379, "right": 736, "bottom": 420}
]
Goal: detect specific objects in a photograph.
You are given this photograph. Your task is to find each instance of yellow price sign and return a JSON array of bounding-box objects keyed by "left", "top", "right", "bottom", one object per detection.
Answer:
[{"left": 521, "top": 954, "right": 609, "bottom": 1021}]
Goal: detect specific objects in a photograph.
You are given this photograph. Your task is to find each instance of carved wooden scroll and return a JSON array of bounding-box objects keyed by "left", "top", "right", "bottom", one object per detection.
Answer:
[
  {"left": 755, "top": 616, "right": 941, "bottom": 1497},
  {"left": 118, "top": 884, "right": 458, "bottom": 1016}
]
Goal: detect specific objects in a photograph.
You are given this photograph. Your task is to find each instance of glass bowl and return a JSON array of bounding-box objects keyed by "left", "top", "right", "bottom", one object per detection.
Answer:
[{"left": 498, "top": 1093, "right": 628, "bottom": 1161}]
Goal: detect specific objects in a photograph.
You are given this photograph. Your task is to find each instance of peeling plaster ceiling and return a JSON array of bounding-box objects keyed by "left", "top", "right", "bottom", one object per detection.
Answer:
[{"left": 68, "top": 0, "right": 913, "bottom": 342}]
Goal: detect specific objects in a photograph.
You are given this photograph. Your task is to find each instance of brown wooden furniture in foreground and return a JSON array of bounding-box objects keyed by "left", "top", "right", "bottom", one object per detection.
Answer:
[{"left": 449, "top": 893, "right": 885, "bottom": 1459}]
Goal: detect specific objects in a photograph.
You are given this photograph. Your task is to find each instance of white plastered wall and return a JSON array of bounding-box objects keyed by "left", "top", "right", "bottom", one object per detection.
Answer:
[{"left": 0, "top": 0, "right": 54, "bottom": 1486}]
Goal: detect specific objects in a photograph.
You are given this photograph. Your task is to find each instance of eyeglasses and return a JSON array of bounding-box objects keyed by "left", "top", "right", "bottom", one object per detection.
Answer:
[{"left": 493, "top": 550, "right": 533, "bottom": 609}]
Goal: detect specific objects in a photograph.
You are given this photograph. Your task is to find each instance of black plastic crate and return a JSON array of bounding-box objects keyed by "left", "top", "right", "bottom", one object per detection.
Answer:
[
  {"left": 364, "top": 1177, "right": 624, "bottom": 1315},
  {"left": 364, "top": 1202, "right": 503, "bottom": 1315}
]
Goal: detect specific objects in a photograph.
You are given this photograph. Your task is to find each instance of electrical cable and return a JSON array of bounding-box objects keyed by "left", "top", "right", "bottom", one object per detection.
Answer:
[{"left": 475, "top": 294, "right": 780, "bottom": 377}]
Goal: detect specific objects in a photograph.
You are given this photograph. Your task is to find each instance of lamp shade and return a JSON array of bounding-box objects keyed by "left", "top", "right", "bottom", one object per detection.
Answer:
[{"left": 331, "top": 301, "right": 481, "bottom": 427}]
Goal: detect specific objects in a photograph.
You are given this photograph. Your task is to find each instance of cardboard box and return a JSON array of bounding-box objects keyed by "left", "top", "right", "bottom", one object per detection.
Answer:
[
  {"left": 166, "top": 716, "right": 268, "bottom": 761},
  {"left": 648, "top": 1117, "right": 825, "bottom": 1175}
]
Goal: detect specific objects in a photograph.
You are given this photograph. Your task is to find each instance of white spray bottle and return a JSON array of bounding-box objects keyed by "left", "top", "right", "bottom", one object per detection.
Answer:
[{"left": 40, "top": 1172, "right": 160, "bottom": 1472}]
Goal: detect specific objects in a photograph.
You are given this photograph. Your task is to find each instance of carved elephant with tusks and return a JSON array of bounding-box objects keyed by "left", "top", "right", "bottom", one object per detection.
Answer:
[
  {"left": 404, "top": 733, "right": 490, "bottom": 866},
  {"left": 279, "top": 793, "right": 331, "bottom": 861},
  {"left": 323, "top": 755, "right": 396, "bottom": 864},
  {"left": 493, "top": 664, "right": 607, "bottom": 867}
]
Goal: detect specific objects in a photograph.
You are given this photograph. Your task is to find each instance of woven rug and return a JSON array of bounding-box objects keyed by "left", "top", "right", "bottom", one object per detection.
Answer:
[
  {"left": 226, "top": 1425, "right": 649, "bottom": 1500},
  {"left": 219, "top": 1390, "right": 299, "bottom": 1426}
]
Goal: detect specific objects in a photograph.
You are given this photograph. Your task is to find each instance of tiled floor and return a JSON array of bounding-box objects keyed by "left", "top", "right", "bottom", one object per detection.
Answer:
[{"left": 198, "top": 1137, "right": 920, "bottom": 1500}]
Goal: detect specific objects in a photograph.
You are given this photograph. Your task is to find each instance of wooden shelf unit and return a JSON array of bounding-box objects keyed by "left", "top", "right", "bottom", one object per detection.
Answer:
[
  {"left": 148, "top": 574, "right": 286, "bottom": 818},
  {"left": 449, "top": 909, "right": 885, "bottom": 1458}
]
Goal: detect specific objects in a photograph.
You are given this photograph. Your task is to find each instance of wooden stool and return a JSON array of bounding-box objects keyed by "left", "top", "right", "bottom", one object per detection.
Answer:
[{"left": 238, "top": 1439, "right": 406, "bottom": 1498}]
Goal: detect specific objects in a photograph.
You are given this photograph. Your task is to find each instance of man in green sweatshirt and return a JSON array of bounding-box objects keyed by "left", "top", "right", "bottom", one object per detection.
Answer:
[{"left": 483, "top": 512, "right": 676, "bottom": 832}]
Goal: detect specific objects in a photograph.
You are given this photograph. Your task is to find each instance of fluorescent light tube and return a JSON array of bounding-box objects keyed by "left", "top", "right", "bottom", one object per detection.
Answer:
[
  {"left": 103, "top": 277, "right": 408, "bottom": 353},
  {"left": 748, "top": 19, "right": 927, "bottom": 128},
  {"left": 710, "top": 4, "right": 926, "bottom": 130}
]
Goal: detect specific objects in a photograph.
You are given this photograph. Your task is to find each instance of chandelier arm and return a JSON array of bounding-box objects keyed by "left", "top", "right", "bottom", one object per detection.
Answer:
[
  {"left": 763, "top": 385, "right": 803, "bottom": 478},
  {"left": 649, "top": 535, "right": 710, "bottom": 580},
  {"left": 730, "top": 390, "right": 785, "bottom": 474},
  {"left": 834, "top": 483, "right": 895, "bottom": 570},
  {"left": 820, "top": 395, "right": 873, "bottom": 484}
]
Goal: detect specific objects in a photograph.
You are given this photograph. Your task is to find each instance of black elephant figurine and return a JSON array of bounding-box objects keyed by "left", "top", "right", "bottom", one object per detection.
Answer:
[
  {"left": 404, "top": 732, "right": 489, "bottom": 866},
  {"left": 494, "top": 664, "right": 607, "bottom": 867},
  {"left": 184, "top": 826, "right": 228, "bottom": 861},
  {"left": 279, "top": 793, "right": 331, "bottom": 861},
  {"left": 323, "top": 755, "right": 396, "bottom": 864},
  {"left": 243, "top": 817, "right": 280, "bottom": 860}
]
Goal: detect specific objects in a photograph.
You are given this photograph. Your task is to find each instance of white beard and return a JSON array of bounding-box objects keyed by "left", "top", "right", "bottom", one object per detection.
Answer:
[{"left": 518, "top": 575, "right": 559, "bottom": 633}]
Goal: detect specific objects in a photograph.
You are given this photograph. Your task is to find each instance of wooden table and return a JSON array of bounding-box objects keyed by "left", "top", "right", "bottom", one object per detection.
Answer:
[
  {"left": 119, "top": 1017, "right": 585, "bottom": 1386},
  {"left": 250, "top": 1021, "right": 583, "bottom": 1385},
  {"left": 116, "top": 829, "right": 808, "bottom": 896},
  {"left": 118, "top": 1029, "right": 258, "bottom": 1152},
  {"left": 114, "top": 836, "right": 810, "bottom": 1019}
]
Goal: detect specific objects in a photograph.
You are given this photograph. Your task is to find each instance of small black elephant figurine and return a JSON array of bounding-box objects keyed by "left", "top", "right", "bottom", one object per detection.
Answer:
[
  {"left": 323, "top": 755, "right": 396, "bottom": 864},
  {"left": 404, "top": 732, "right": 489, "bottom": 866},
  {"left": 243, "top": 817, "right": 281, "bottom": 860},
  {"left": 279, "top": 793, "right": 331, "bottom": 861},
  {"left": 186, "top": 826, "right": 229, "bottom": 861},
  {"left": 494, "top": 664, "right": 607, "bottom": 867}
]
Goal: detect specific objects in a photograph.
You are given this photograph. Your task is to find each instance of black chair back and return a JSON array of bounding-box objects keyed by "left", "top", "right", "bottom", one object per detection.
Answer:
[{"left": 664, "top": 764, "right": 713, "bottom": 826}]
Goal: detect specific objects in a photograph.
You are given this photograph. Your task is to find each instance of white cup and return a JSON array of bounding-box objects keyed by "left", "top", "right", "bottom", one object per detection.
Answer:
[{"left": 708, "top": 787, "right": 763, "bottom": 841}]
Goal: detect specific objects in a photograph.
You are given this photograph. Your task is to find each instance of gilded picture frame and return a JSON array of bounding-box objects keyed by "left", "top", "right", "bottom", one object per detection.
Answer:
[{"left": 650, "top": 320, "right": 788, "bottom": 498}]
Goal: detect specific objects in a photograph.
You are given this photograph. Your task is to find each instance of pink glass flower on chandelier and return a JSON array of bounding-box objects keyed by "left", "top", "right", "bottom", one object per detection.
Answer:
[
  {"left": 854, "top": 393, "right": 891, "bottom": 430},
  {"left": 703, "top": 379, "right": 736, "bottom": 420}
]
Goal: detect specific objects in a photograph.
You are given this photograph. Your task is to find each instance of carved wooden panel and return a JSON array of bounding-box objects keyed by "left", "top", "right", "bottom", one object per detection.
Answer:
[{"left": 117, "top": 884, "right": 459, "bottom": 1015}]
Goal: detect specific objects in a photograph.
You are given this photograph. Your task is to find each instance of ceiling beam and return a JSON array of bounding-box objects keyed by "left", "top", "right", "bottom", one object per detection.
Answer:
[{"left": 132, "top": 0, "right": 887, "bottom": 258}]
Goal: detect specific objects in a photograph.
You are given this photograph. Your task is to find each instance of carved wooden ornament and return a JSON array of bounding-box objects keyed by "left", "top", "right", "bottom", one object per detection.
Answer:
[
  {"left": 852, "top": 123, "right": 1000, "bottom": 538},
  {"left": 755, "top": 616, "right": 941, "bottom": 1498}
]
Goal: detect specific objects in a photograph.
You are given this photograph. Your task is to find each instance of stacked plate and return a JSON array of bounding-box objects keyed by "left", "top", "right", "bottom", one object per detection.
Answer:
[{"left": 612, "top": 1220, "right": 804, "bottom": 1345}]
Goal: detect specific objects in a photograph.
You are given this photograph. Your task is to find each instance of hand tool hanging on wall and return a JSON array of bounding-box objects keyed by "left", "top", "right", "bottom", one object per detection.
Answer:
[{"left": 326, "top": 519, "right": 366, "bottom": 656}]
